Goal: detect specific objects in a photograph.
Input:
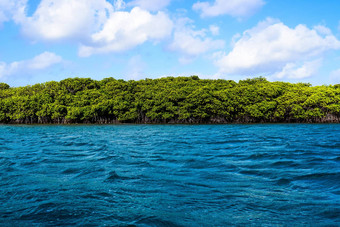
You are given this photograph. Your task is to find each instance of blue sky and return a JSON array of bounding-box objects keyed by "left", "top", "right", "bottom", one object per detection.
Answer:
[{"left": 1, "top": 0, "right": 340, "bottom": 87}]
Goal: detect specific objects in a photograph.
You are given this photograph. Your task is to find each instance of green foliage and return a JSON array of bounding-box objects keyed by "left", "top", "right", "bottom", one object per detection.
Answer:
[
  {"left": 0, "top": 83, "right": 10, "bottom": 90},
  {"left": 0, "top": 76, "right": 339, "bottom": 124}
]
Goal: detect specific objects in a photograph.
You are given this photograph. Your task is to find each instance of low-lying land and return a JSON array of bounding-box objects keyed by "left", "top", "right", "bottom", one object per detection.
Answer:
[{"left": 1, "top": 76, "right": 340, "bottom": 124}]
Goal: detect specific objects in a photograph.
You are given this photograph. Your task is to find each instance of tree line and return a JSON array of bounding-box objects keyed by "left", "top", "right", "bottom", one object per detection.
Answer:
[{"left": 0, "top": 76, "right": 340, "bottom": 124}]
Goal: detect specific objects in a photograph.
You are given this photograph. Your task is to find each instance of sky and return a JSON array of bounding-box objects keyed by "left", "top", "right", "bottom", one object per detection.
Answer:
[{"left": 1, "top": 0, "right": 340, "bottom": 87}]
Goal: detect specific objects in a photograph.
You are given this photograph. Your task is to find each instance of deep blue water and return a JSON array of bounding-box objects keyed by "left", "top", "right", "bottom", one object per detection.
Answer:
[{"left": 0, "top": 124, "right": 339, "bottom": 226}]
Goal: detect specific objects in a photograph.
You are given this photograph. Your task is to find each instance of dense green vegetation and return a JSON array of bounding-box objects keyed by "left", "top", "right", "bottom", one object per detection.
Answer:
[{"left": 0, "top": 76, "right": 340, "bottom": 124}]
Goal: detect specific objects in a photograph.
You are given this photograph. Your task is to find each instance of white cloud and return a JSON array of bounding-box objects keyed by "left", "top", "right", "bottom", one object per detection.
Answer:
[
  {"left": 0, "top": 0, "right": 14, "bottom": 25},
  {"left": 79, "top": 7, "right": 173, "bottom": 57},
  {"left": 168, "top": 18, "right": 225, "bottom": 63},
  {"left": 330, "top": 68, "right": 340, "bottom": 84},
  {"left": 0, "top": 0, "right": 27, "bottom": 26},
  {"left": 313, "top": 25, "right": 332, "bottom": 36},
  {"left": 217, "top": 18, "right": 340, "bottom": 79},
  {"left": 128, "top": 0, "right": 171, "bottom": 11},
  {"left": 0, "top": 62, "right": 14, "bottom": 79},
  {"left": 274, "top": 59, "right": 322, "bottom": 79},
  {"left": 19, "top": 0, "right": 113, "bottom": 41},
  {"left": 0, "top": 52, "right": 62, "bottom": 79},
  {"left": 113, "top": 0, "right": 126, "bottom": 11},
  {"left": 193, "top": 0, "right": 265, "bottom": 18},
  {"left": 27, "top": 52, "right": 63, "bottom": 70},
  {"left": 13, "top": 0, "right": 173, "bottom": 56},
  {"left": 209, "top": 25, "right": 220, "bottom": 36}
]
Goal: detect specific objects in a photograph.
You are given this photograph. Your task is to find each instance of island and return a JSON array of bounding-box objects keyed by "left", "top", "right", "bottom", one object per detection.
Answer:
[{"left": 0, "top": 76, "right": 339, "bottom": 124}]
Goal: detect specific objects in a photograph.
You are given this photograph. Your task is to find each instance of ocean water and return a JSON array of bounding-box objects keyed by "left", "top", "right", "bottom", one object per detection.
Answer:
[{"left": 0, "top": 124, "right": 339, "bottom": 226}]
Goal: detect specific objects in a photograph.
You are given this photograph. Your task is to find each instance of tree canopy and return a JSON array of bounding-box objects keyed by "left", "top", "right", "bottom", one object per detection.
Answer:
[{"left": 0, "top": 76, "right": 339, "bottom": 124}]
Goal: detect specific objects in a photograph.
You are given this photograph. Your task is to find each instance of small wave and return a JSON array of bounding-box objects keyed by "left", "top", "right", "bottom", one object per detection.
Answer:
[
  {"left": 238, "top": 169, "right": 275, "bottom": 179},
  {"left": 75, "top": 167, "right": 106, "bottom": 178},
  {"left": 244, "top": 153, "right": 274, "bottom": 160},
  {"left": 183, "top": 158, "right": 211, "bottom": 169},
  {"left": 309, "top": 157, "right": 327, "bottom": 162},
  {"left": 93, "top": 144, "right": 109, "bottom": 151},
  {"left": 132, "top": 216, "right": 183, "bottom": 227},
  {"left": 0, "top": 158, "right": 15, "bottom": 167},
  {"left": 105, "top": 171, "right": 131, "bottom": 182},
  {"left": 296, "top": 172, "right": 340, "bottom": 181},
  {"left": 316, "top": 143, "right": 340, "bottom": 149},
  {"left": 271, "top": 160, "right": 297, "bottom": 167},
  {"left": 207, "top": 139, "right": 247, "bottom": 145},
  {"left": 318, "top": 207, "right": 340, "bottom": 220},
  {"left": 185, "top": 182, "right": 214, "bottom": 189},
  {"left": 96, "top": 192, "right": 113, "bottom": 198},
  {"left": 333, "top": 156, "right": 340, "bottom": 161},
  {"left": 128, "top": 160, "right": 154, "bottom": 168},
  {"left": 19, "top": 204, "right": 83, "bottom": 225},
  {"left": 0, "top": 146, "right": 14, "bottom": 151},
  {"left": 332, "top": 190, "right": 340, "bottom": 195},
  {"left": 275, "top": 178, "right": 292, "bottom": 186},
  {"left": 61, "top": 168, "right": 81, "bottom": 174},
  {"left": 106, "top": 171, "right": 120, "bottom": 181}
]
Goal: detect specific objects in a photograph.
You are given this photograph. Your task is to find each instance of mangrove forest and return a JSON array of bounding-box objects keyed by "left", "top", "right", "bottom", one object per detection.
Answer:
[{"left": 0, "top": 76, "right": 340, "bottom": 124}]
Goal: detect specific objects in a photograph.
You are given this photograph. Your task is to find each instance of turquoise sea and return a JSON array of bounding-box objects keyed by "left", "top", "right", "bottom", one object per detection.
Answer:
[{"left": 0, "top": 124, "right": 339, "bottom": 226}]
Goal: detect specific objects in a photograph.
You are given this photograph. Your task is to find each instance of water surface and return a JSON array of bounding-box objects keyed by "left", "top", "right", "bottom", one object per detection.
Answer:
[{"left": 0, "top": 124, "right": 339, "bottom": 226}]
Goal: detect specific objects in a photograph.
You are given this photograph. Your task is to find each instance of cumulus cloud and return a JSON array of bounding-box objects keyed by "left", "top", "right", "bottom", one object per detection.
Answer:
[
  {"left": 193, "top": 0, "right": 265, "bottom": 18},
  {"left": 313, "top": 25, "right": 332, "bottom": 36},
  {"left": 216, "top": 18, "right": 340, "bottom": 79},
  {"left": 0, "top": 0, "right": 26, "bottom": 26},
  {"left": 168, "top": 18, "right": 225, "bottom": 63},
  {"left": 18, "top": 0, "right": 113, "bottom": 42},
  {"left": 27, "top": 52, "right": 63, "bottom": 70},
  {"left": 0, "top": 52, "right": 62, "bottom": 79},
  {"left": 128, "top": 0, "right": 171, "bottom": 11},
  {"left": 10, "top": 0, "right": 173, "bottom": 56},
  {"left": 0, "top": 0, "right": 14, "bottom": 25},
  {"left": 274, "top": 59, "right": 322, "bottom": 79},
  {"left": 79, "top": 7, "right": 173, "bottom": 57}
]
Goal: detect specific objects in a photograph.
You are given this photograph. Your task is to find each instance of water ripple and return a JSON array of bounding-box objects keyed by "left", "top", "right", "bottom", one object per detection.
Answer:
[{"left": 0, "top": 124, "right": 339, "bottom": 226}]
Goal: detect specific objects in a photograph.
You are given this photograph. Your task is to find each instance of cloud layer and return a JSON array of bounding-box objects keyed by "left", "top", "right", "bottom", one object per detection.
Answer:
[
  {"left": 217, "top": 18, "right": 340, "bottom": 79},
  {"left": 0, "top": 0, "right": 14, "bottom": 25},
  {"left": 0, "top": 52, "right": 62, "bottom": 79},
  {"left": 169, "top": 18, "right": 224, "bottom": 63},
  {"left": 79, "top": 7, "right": 173, "bottom": 56},
  {"left": 1, "top": 0, "right": 340, "bottom": 85},
  {"left": 20, "top": 0, "right": 112, "bottom": 41},
  {"left": 0, "top": 0, "right": 26, "bottom": 26},
  {"left": 193, "top": 0, "right": 265, "bottom": 18},
  {"left": 128, "top": 0, "right": 171, "bottom": 11},
  {"left": 10, "top": 0, "right": 174, "bottom": 57}
]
